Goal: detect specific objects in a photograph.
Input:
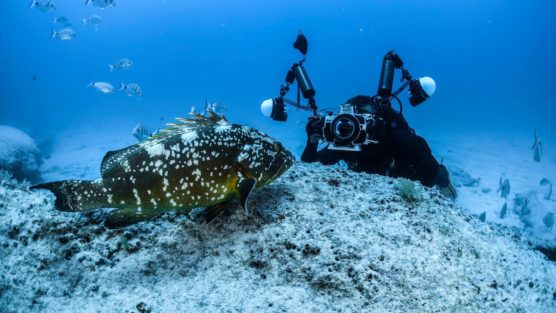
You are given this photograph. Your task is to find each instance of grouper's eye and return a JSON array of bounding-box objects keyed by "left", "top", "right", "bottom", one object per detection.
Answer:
[{"left": 273, "top": 142, "right": 283, "bottom": 152}]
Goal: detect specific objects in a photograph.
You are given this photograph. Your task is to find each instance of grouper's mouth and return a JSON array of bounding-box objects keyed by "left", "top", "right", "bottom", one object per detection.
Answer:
[
  {"left": 268, "top": 162, "right": 287, "bottom": 183},
  {"left": 267, "top": 155, "right": 294, "bottom": 184}
]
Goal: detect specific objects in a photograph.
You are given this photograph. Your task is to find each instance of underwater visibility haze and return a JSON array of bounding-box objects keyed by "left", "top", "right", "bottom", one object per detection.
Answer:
[
  {"left": 1, "top": 0, "right": 555, "bottom": 134},
  {"left": 0, "top": 0, "right": 556, "bottom": 312}
]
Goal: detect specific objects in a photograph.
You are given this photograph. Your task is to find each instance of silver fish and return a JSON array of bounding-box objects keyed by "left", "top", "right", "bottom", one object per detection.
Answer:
[
  {"left": 499, "top": 203, "right": 507, "bottom": 219},
  {"left": 543, "top": 212, "right": 554, "bottom": 230},
  {"left": 29, "top": 0, "right": 56, "bottom": 12},
  {"left": 50, "top": 28, "right": 75, "bottom": 41},
  {"left": 497, "top": 178, "right": 510, "bottom": 199},
  {"left": 132, "top": 124, "right": 153, "bottom": 142},
  {"left": 532, "top": 130, "right": 542, "bottom": 162},
  {"left": 516, "top": 192, "right": 532, "bottom": 217},
  {"left": 478, "top": 212, "right": 486, "bottom": 222},
  {"left": 83, "top": 15, "right": 102, "bottom": 28},
  {"left": 54, "top": 16, "right": 70, "bottom": 24},
  {"left": 88, "top": 81, "right": 114, "bottom": 94},
  {"left": 109, "top": 58, "right": 133, "bottom": 72},
  {"left": 55, "top": 22, "right": 72, "bottom": 29},
  {"left": 119, "top": 82, "right": 143, "bottom": 97},
  {"left": 204, "top": 100, "right": 226, "bottom": 116},
  {"left": 85, "top": 0, "right": 116, "bottom": 9},
  {"left": 540, "top": 178, "right": 552, "bottom": 200}
]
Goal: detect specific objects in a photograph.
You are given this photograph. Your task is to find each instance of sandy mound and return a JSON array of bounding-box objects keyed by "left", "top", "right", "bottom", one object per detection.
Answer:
[{"left": 0, "top": 163, "right": 554, "bottom": 312}]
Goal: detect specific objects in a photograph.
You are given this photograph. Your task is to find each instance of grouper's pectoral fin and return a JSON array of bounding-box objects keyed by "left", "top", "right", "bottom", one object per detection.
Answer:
[
  {"left": 204, "top": 201, "right": 232, "bottom": 224},
  {"left": 105, "top": 208, "right": 161, "bottom": 229},
  {"left": 234, "top": 147, "right": 262, "bottom": 215},
  {"left": 238, "top": 178, "right": 257, "bottom": 214}
]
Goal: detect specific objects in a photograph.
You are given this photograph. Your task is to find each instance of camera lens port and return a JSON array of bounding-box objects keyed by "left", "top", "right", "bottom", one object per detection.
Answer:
[{"left": 331, "top": 114, "right": 360, "bottom": 144}]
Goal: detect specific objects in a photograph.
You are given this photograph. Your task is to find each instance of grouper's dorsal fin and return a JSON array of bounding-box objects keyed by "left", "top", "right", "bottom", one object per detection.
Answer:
[
  {"left": 186, "top": 112, "right": 227, "bottom": 124},
  {"left": 100, "top": 146, "right": 138, "bottom": 178},
  {"left": 169, "top": 113, "right": 227, "bottom": 127},
  {"left": 149, "top": 113, "right": 228, "bottom": 139},
  {"left": 207, "top": 111, "right": 228, "bottom": 123}
]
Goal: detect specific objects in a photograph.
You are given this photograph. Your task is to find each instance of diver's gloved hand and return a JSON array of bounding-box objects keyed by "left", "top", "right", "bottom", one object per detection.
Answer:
[
  {"left": 306, "top": 115, "right": 324, "bottom": 145},
  {"left": 433, "top": 164, "right": 457, "bottom": 200}
]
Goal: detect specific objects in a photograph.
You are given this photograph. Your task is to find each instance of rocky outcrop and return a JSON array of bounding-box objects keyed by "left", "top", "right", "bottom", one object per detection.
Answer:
[
  {"left": 0, "top": 126, "right": 42, "bottom": 182},
  {"left": 0, "top": 163, "right": 554, "bottom": 312}
]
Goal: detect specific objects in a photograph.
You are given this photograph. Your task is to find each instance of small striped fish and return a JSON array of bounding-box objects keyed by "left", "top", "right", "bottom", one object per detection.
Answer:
[
  {"left": 119, "top": 82, "right": 142, "bottom": 97},
  {"left": 83, "top": 15, "right": 102, "bottom": 28}
]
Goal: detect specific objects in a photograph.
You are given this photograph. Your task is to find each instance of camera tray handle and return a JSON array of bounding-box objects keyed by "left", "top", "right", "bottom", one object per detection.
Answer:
[{"left": 278, "top": 96, "right": 315, "bottom": 113}]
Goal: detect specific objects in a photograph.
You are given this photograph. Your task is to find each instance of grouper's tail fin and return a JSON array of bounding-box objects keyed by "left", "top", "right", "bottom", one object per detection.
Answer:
[{"left": 30, "top": 180, "right": 108, "bottom": 212}]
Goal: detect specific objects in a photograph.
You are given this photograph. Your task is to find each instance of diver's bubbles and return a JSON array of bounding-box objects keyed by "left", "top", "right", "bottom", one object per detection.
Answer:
[
  {"left": 419, "top": 77, "right": 436, "bottom": 96},
  {"left": 261, "top": 99, "right": 274, "bottom": 117}
]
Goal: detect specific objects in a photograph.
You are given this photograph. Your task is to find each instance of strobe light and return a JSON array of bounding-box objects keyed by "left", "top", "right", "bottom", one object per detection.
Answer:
[
  {"left": 409, "top": 76, "right": 436, "bottom": 106},
  {"left": 261, "top": 97, "right": 288, "bottom": 121}
]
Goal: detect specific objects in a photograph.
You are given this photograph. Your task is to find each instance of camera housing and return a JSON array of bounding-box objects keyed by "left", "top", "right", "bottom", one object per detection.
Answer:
[{"left": 322, "top": 104, "right": 383, "bottom": 152}]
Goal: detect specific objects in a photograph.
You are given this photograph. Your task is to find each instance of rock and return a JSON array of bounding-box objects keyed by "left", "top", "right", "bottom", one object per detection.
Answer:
[
  {"left": 0, "top": 162, "right": 554, "bottom": 312},
  {"left": 0, "top": 125, "right": 42, "bottom": 182}
]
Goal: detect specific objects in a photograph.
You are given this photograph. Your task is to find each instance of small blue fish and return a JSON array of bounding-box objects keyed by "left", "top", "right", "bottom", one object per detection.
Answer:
[
  {"left": 543, "top": 212, "right": 554, "bottom": 230},
  {"left": 118, "top": 82, "right": 143, "bottom": 97},
  {"left": 29, "top": 0, "right": 56, "bottom": 12},
  {"left": 83, "top": 15, "right": 102, "bottom": 29},
  {"left": 85, "top": 0, "right": 116, "bottom": 9},
  {"left": 54, "top": 16, "right": 69, "bottom": 23},
  {"left": 499, "top": 203, "right": 507, "bottom": 219},
  {"left": 204, "top": 100, "right": 226, "bottom": 116},
  {"left": 520, "top": 192, "right": 531, "bottom": 216},
  {"left": 497, "top": 178, "right": 510, "bottom": 199},
  {"left": 54, "top": 16, "right": 70, "bottom": 26},
  {"left": 540, "top": 178, "right": 552, "bottom": 200},
  {"left": 478, "top": 212, "right": 486, "bottom": 222},
  {"left": 50, "top": 28, "right": 75, "bottom": 41},
  {"left": 132, "top": 124, "right": 157, "bottom": 142},
  {"left": 109, "top": 58, "right": 133, "bottom": 72},
  {"left": 532, "top": 130, "right": 542, "bottom": 162}
]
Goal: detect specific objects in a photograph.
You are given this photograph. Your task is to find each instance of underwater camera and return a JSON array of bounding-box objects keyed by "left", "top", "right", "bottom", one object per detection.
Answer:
[
  {"left": 260, "top": 33, "right": 436, "bottom": 151},
  {"left": 321, "top": 103, "right": 385, "bottom": 151}
]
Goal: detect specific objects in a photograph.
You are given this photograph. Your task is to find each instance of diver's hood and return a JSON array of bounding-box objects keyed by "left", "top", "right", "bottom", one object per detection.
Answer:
[{"left": 346, "top": 95, "right": 376, "bottom": 114}]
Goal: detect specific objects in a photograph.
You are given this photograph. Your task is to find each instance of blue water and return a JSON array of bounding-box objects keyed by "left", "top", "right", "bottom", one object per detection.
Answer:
[{"left": 1, "top": 0, "right": 555, "bottom": 150}]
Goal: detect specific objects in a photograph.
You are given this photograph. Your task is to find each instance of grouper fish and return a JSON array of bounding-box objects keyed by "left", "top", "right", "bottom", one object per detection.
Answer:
[{"left": 31, "top": 113, "right": 295, "bottom": 228}]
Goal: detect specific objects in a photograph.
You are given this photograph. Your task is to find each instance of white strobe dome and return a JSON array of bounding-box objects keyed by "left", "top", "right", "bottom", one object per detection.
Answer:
[
  {"left": 260, "top": 99, "right": 274, "bottom": 117},
  {"left": 418, "top": 77, "right": 436, "bottom": 96}
]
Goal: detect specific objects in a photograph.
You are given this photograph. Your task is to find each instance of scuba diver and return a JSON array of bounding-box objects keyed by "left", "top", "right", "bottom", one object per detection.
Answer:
[{"left": 260, "top": 32, "right": 456, "bottom": 199}]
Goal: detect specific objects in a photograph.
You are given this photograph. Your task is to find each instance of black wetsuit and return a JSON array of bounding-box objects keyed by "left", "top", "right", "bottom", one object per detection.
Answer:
[{"left": 301, "top": 95, "right": 445, "bottom": 188}]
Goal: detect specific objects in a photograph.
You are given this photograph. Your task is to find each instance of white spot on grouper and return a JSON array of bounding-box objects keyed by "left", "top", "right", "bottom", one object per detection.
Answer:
[
  {"left": 145, "top": 143, "right": 167, "bottom": 157},
  {"left": 215, "top": 123, "right": 232, "bottom": 133},
  {"left": 133, "top": 188, "right": 141, "bottom": 205},
  {"left": 181, "top": 130, "right": 198, "bottom": 143}
]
